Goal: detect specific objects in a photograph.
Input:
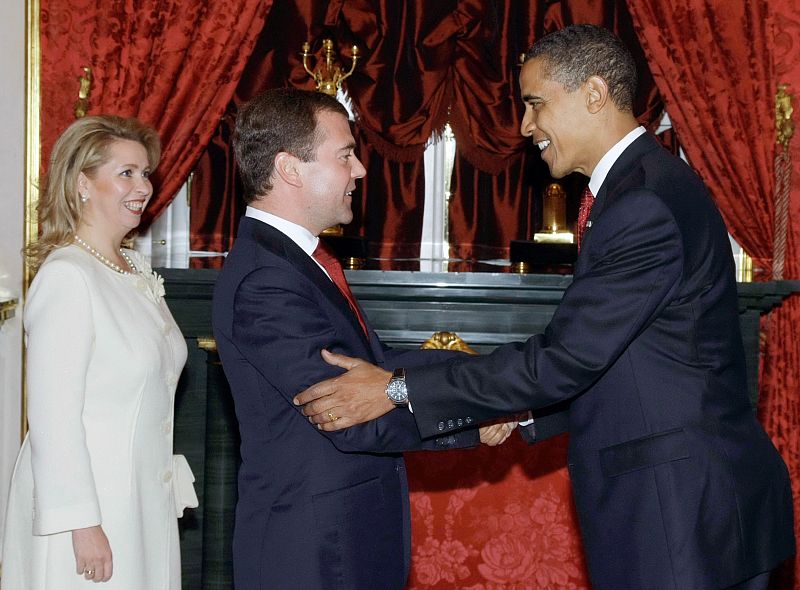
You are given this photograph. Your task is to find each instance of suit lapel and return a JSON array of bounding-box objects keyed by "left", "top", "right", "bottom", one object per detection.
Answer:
[
  {"left": 574, "top": 134, "right": 662, "bottom": 274},
  {"left": 241, "top": 217, "right": 372, "bottom": 348},
  {"left": 590, "top": 133, "right": 661, "bottom": 223}
]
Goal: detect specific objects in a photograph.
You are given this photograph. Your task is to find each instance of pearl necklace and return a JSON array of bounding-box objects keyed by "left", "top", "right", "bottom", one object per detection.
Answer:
[{"left": 73, "top": 235, "right": 139, "bottom": 275}]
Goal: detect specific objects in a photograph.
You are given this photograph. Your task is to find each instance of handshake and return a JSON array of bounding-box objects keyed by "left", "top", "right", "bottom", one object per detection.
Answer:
[
  {"left": 478, "top": 418, "right": 524, "bottom": 446},
  {"left": 294, "top": 349, "right": 530, "bottom": 447}
]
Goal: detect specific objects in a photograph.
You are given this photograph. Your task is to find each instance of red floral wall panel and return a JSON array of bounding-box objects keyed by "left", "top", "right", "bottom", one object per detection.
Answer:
[{"left": 406, "top": 435, "right": 590, "bottom": 589}]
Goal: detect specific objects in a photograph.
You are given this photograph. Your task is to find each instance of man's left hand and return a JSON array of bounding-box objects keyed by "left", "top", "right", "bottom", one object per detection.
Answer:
[{"left": 294, "top": 349, "right": 394, "bottom": 431}]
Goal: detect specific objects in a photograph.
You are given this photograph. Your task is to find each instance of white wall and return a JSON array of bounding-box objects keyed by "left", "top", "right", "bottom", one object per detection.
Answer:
[{"left": 0, "top": 0, "right": 26, "bottom": 548}]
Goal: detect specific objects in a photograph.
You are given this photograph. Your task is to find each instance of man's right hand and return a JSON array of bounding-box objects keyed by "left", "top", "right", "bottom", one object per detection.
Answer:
[
  {"left": 479, "top": 420, "right": 517, "bottom": 446},
  {"left": 294, "top": 349, "right": 394, "bottom": 431}
]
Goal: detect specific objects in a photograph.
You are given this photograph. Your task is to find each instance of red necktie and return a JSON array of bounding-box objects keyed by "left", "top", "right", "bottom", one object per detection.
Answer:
[
  {"left": 312, "top": 241, "right": 370, "bottom": 337},
  {"left": 576, "top": 186, "right": 595, "bottom": 252}
]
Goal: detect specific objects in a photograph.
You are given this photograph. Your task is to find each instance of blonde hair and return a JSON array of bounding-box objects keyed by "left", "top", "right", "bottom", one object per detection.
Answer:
[{"left": 25, "top": 115, "right": 161, "bottom": 273}]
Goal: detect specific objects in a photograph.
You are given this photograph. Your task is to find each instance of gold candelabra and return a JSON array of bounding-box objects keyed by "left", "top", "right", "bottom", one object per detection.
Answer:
[{"left": 301, "top": 38, "right": 359, "bottom": 96}]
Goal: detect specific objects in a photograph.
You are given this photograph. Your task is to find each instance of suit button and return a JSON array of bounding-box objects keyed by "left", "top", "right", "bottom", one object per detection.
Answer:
[
  {"left": 457, "top": 418, "right": 463, "bottom": 427},
  {"left": 447, "top": 419, "right": 454, "bottom": 429},
  {"left": 465, "top": 417, "right": 473, "bottom": 425},
  {"left": 437, "top": 421, "right": 445, "bottom": 431}
]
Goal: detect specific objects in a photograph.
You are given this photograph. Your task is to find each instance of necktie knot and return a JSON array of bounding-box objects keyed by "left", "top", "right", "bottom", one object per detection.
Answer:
[
  {"left": 312, "top": 241, "right": 369, "bottom": 338},
  {"left": 312, "top": 241, "right": 339, "bottom": 269},
  {"left": 576, "top": 186, "right": 595, "bottom": 252}
]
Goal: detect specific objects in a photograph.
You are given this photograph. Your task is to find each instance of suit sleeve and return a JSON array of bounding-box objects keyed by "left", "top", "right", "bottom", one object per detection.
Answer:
[
  {"left": 383, "top": 344, "right": 569, "bottom": 440},
  {"left": 231, "top": 265, "right": 478, "bottom": 453},
  {"left": 381, "top": 346, "right": 464, "bottom": 369},
  {"left": 24, "top": 260, "right": 102, "bottom": 535},
  {"left": 518, "top": 403, "right": 571, "bottom": 444},
  {"left": 406, "top": 189, "right": 685, "bottom": 438}
]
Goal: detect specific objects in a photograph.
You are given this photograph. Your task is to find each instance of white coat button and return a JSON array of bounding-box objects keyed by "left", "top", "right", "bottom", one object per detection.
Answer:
[
  {"left": 162, "top": 470, "right": 172, "bottom": 483},
  {"left": 162, "top": 323, "right": 172, "bottom": 335},
  {"left": 163, "top": 421, "right": 172, "bottom": 434},
  {"left": 166, "top": 373, "right": 178, "bottom": 387}
]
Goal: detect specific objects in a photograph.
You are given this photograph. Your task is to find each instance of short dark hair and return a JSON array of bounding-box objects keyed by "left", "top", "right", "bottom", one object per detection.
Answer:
[
  {"left": 525, "top": 24, "right": 637, "bottom": 112},
  {"left": 234, "top": 87, "right": 350, "bottom": 202}
]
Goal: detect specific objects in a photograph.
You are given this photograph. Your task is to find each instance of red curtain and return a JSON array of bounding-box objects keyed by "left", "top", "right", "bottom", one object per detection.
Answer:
[
  {"left": 191, "top": 0, "right": 491, "bottom": 258},
  {"left": 444, "top": 0, "right": 543, "bottom": 262},
  {"left": 40, "top": 0, "right": 272, "bottom": 227},
  {"left": 761, "top": 1, "right": 800, "bottom": 587},
  {"left": 352, "top": 127, "right": 428, "bottom": 259},
  {"left": 187, "top": 0, "right": 662, "bottom": 260},
  {"left": 448, "top": 0, "right": 664, "bottom": 261},
  {"left": 627, "top": 2, "right": 800, "bottom": 588},
  {"left": 189, "top": 0, "right": 338, "bottom": 256},
  {"left": 626, "top": 0, "right": 775, "bottom": 271},
  {"left": 188, "top": 112, "right": 242, "bottom": 257},
  {"left": 448, "top": 152, "right": 543, "bottom": 262}
]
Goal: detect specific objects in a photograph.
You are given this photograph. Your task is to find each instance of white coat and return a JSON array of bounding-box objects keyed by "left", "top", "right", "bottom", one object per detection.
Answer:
[{"left": 1, "top": 245, "right": 193, "bottom": 589}]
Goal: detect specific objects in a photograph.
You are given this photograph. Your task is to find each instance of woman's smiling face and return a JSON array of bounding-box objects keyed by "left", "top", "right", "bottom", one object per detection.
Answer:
[{"left": 80, "top": 139, "right": 153, "bottom": 233}]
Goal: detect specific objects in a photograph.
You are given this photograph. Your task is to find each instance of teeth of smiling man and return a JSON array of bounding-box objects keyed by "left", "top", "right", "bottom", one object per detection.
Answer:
[
  {"left": 537, "top": 139, "right": 551, "bottom": 151},
  {"left": 124, "top": 201, "right": 144, "bottom": 212}
]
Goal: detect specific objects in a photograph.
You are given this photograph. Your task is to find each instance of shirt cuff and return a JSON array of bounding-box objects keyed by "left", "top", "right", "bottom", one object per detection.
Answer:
[{"left": 518, "top": 411, "right": 534, "bottom": 426}]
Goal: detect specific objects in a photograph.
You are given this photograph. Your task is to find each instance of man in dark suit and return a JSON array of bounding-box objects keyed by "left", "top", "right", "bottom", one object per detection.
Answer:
[
  {"left": 212, "top": 88, "right": 510, "bottom": 590},
  {"left": 295, "top": 25, "right": 795, "bottom": 589}
]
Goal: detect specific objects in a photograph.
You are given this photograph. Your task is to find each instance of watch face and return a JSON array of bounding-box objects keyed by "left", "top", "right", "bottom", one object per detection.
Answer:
[{"left": 386, "top": 379, "right": 408, "bottom": 403}]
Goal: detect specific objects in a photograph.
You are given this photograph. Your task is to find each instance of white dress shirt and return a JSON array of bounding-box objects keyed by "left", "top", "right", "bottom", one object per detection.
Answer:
[{"left": 588, "top": 126, "right": 646, "bottom": 196}]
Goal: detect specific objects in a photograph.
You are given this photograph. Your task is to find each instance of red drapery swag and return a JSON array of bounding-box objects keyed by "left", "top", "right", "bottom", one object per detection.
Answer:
[
  {"left": 40, "top": 0, "right": 272, "bottom": 228},
  {"left": 191, "top": 0, "right": 496, "bottom": 259},
  {"left": 628, "top": 1, "right": 800, "bottom": 588},
  {"left": 190, "top": 0, "right": 662, "bottom": 261},
  {"left": 190, "top": 0, "right": 362, "bottom": 257}
]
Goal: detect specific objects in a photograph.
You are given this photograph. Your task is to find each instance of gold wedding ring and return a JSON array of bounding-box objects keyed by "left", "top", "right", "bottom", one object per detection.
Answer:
[
  {"left": 85, "top": 568, "right": 95, "bottom": 576},
  {"left": 327, "top": 411, "right": 338, "bottom": 422}
]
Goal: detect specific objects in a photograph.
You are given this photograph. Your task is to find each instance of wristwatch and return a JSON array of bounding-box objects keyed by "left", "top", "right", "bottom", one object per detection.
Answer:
[{"left": 385, "top": 368, "right": 409, "bottom": 406}]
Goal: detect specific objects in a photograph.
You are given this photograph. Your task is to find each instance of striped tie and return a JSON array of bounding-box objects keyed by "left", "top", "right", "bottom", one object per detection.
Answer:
[
  {"left": 576, "top": 186, "right": 595, "bottom": 252},
  {"left": 312, "top": 241, "right": 369, "bottom": 337}
]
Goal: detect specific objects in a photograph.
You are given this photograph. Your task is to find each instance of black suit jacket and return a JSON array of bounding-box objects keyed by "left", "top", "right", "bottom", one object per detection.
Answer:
[
  {"left": 212, "top": 218, "right": 478, "bottom": 590},
  {"left": 406, "top": 134, "right": 795, "bottom": 589}
]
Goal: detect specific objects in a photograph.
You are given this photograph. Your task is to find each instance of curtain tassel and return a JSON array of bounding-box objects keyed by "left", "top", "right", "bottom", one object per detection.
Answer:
[{"left": 772, "top": 84, "right": 795, "bottom": 280}]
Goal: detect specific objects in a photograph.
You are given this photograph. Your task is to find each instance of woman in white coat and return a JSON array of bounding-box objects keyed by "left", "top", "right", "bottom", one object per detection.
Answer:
[{"left": 1, "top": 115, "right": 196, "bottom": 588}]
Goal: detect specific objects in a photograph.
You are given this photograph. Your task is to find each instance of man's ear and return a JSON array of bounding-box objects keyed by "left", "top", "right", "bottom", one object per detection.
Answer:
[
  {"left": 274, "top": 152, "right": 302, "bottom": 188},
  {"left": 585, "top": 75, "right": 610, "bottom": 114}
]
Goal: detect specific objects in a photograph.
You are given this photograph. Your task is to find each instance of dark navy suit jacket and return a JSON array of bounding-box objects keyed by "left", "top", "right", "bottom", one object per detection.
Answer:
[
  {"left": 406, "top": 134, "right": 795, "bottom": 589},
  {"left": 212, "top": 218, "right": 477, "bottom": 590}
]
